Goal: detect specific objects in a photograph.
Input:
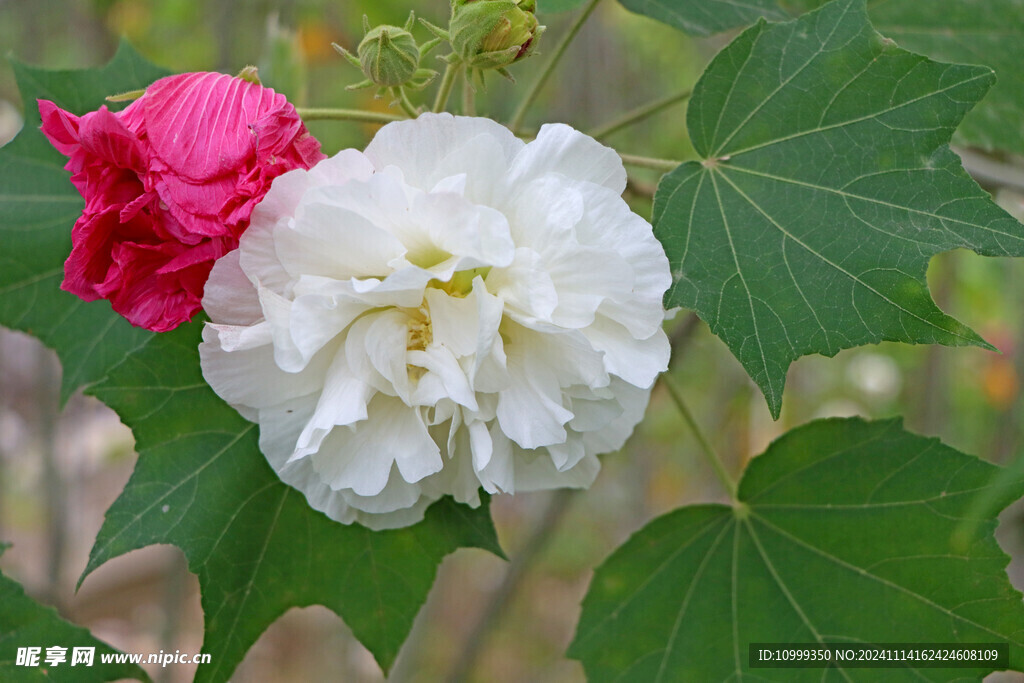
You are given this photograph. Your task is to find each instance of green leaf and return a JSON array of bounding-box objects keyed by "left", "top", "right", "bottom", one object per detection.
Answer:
[
  {"left": 653, "top": 0, "right": 1024, "bottom": 418},
  {"left": 786, "top": 0, "right": 1024, "bottom": 155},
  {"left": 0, "top": 41, "right": 168, "bottom": 403},
  {"left": 84, "top": 322, "right": 503, "bottom": 682},
  {"left": 617, "top": 0, "right": 786, "bottom": 36},
  {"left": 569, "top": 417, "right": 1024, "bottom": 681},
  {"left": 0, "top": 544, "right": 149, "bottom": 682}
]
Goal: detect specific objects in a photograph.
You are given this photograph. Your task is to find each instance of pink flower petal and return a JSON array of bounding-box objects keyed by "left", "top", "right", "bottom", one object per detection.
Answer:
[{"left": 144, "top": 72, "right": 288, "bottom": 182}]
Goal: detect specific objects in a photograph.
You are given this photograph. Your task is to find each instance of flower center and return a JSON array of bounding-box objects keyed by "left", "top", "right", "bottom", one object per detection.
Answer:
[
  {"left": 406, "top": 307, "right": 432, "bottom": 352},
  {"left": 436, "top": 266, "right": 491, "bottom": 298}
]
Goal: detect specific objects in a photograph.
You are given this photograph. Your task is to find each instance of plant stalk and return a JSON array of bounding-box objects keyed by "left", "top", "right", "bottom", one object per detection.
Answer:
[
  {"left": 433, "top": 62, "right": 462, "bottom": 113},
  {"left": 445, "top": 490, "right": 576, "bottom": 682},
  {"left": 398, "top": 88, "right": 420, "bottom": 118},
  {"left": 663, "top": 373, "right": 738, "bottom": 501},
  {"left": 295, "top": 107, "right": 405, "bottom": 123},
  {"left": 508, "top": 0, "right": 603, "bottom": 132},
  {"left": 590, "top": 88, "right": 692, "bottom": 140},
  {"left": 618, "top": 153, "right": 681, "bottom": 173},
  {"left": 462, "top": 74, "right": 476, "bottom": 116}
]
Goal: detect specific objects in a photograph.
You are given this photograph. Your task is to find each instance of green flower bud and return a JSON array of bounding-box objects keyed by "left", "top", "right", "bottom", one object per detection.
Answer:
[
  {"left": 357, "top": 24, "right": 420, "bottom": 88},
  {"left": 334, "top": 13, "right": 439, "bottom": 96},
  {"left": 450, "top": 0, "right": 542, "bottom": 71}
]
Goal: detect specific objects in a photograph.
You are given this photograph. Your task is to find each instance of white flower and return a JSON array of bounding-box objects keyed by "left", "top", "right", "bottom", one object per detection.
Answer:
[{"left": 199, "top": 114, "right": 671, "bottom": 529}]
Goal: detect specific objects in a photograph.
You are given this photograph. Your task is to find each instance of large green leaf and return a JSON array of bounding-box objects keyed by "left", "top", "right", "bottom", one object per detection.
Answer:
[
  {"left": 84, "top": 323, "right": 503, "bottom": 682},
  {"left": 569, "top": 417, "right": 1024, "bottom": 681},
  {"left": 617, "top": 0, "right": 786, "bottom": 36},
  {"left": 786, "top": 0, "right": 1024, "bottom": 155},
  {"left": 0, "top": 544, "right": 149, "bottom": 682},
  {"left": 653, "top": 0, "right": 1024, "bottom": 417},
  {"left": 0, "top": 45, "right": 504, "bottom": 682},
  {"left": 0, "top": 41, "right": 166, "bottom": 403}
]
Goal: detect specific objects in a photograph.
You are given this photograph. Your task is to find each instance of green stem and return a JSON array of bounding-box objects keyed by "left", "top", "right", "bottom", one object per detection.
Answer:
[
  {"left": 433, "top": 62, "right": 462, "bottom": 113},
  {"left": 663, "top": 373, "right": 738, "bottom": 501},
  {"left": 295, "top": 107, "right": 406, "bottom": 123},
  {"left": 462, "top": 74, "right": 476, "bottom": 116},
  {"left": 398, "top": 88, "right": 420, "bottom": 118},
  {"left": 508, "top": 0, "right": 603, "bottom": 132},
  {"left": 618, "top": 153, "right": 681, "bottom": 173},
  {"left": 590, "top": 88, "right": 692, "bottom": 139}
]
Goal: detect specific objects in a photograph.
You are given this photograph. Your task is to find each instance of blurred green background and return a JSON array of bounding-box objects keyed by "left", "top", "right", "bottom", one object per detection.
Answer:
[{"left": 1, "top": 1, "right": 1023, "bottom": 681}]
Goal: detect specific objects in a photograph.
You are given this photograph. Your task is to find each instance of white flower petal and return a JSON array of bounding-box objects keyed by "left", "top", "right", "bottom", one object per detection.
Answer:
[
  {"left": 292, "top": 350, "right": 373, "bottom": 459},
  {"left": 508, "top": 123, "right": 627, "bottom": 193},
  {"left": 310, "top": 395, "right": 442, "bottom": 495},
  {"left": 364, "top": 113, "right": 523, "bottom": 191},
  {"left": 281, "top": 201, "right": 405, "bottom": 279},
  {"left": 199, "top": 325, "right": 324, "bottom": 409},
  {"left": 476, "top": 423, "right": 515, "bottom": 493},
  {"left": 582, "top": 317, "right": 670, "bottom": 388},
  {"left": 408, "top": 345, "right": 478, "bottom": 411},
  {"left": 201, "top": 115, "right": 671, "bottom": 528},
  {"left": 513, "top": 449, "right": 601, "bottom": 492},
  {"left": 486, "top": 248, "right": 558, "bottom": 323},
  {"left": 289, "top": 293, "right": 364, "bottom": 363},
  {"left": 251, "top": 149, "right": 375, "bottom": 225},
  {"left": 203, "top": 250, "right": 261, "bottom": 325},
  {"left": 580, "top": 378, "right": 652, "bottom": 455},
  {"left": 345, "top": 309, "right": 412, "bottom": 400}
]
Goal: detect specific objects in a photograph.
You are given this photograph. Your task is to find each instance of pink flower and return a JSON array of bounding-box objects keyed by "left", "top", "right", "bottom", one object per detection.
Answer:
[{"left": 39, "top": 72, "right": 325, "bottom": 332}]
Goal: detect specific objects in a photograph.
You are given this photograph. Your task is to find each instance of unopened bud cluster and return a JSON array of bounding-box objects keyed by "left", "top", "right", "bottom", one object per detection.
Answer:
[{"left": 336, "top": 1, "right": 544, "bottom": 100}]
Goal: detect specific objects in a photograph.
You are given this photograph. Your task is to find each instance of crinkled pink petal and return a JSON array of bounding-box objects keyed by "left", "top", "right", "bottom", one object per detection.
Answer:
[
  {"left": 249, "top": 103, "right": 304, "bottom": 159},
  {"left": 144, "top": 72, "right": 286, "bottom": 181},
  {"left": 63, "top": 206, "right": 154, "bottom": 301},
  {"left": 119, "top": 188, "right": 157, "bottom": 222},
  {"left": 75, "top": 106, "right": 147, "bottom": 173},
  {"left": 293, "top": 133, "right": 327, "bottom": 168},
  {"left": 39, "top": 100, "right": 82, "bottom": 158},
  {"left": 155, "top": 172, "right": 239, "bottom": 238},
  {"left": 106, "top": 240, "right": 202, "bottom": 332},
  {"left": 40, "top": 73, "right": 324, "bottom": 333},
  {"left": 158, "top": 235, "right": 235, "bottom": 274}
]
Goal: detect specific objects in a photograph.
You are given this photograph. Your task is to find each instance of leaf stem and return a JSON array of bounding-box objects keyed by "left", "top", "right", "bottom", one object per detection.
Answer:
[
  {"left": 398, "top": 89, "right": 420, "bottom": 118},
  {"left": 433, "top": 62, "right": 462, "bottom": 113},
  {"left": 663, "top": 373, "right": 738, "bottom": 501},
  {"left": 590, "top": 88, "right": 692, "bottom": 140},
  {"left": 508, "top": 0, "right": 603, "bottom": 132},
  {"left": 295, "top": 107, "right": 406, "bottom": 123},
  {"left": 618, "top": 153, "right": 681, "bottom": 173},
  {"left": 462, "top": 74, "right": 476, "bottom": 116}
]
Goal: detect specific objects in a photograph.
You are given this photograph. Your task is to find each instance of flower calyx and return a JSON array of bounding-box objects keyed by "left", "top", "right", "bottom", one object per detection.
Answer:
[
  {"left": 448, "top": 0, "right": 543, "bottom": 82},
  {"left": 333, "top": 12, "right": 440, "bottom": 98}
]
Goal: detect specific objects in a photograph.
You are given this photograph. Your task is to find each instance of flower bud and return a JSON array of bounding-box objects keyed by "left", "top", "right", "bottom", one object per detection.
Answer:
[
  {"left": 335, "top": 13, "right": 439, "bottom": 94},
  {"left": 450, "top": 0, "right": 542, "bottom": 71},
  {"left": 357, "top": 24, "right": 420, "bottom": 88}
]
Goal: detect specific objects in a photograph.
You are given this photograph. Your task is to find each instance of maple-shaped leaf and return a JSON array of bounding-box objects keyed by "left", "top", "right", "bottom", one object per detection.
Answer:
[
  {"left": 0, "top": 41, "right": 165, "bottom": 403},
  {"left": 618, "top": 0, "right": 786, "bottom": 36},
  {"left": 570, "top": 418, "right": 1024, "bottom": 681},
  {"left": 83, "top": 323, "right": 503, "bottom": 682},
  {"left": 654, "top": 0, "right": 1024, "bottom": 417},
  {"left": 786, "top": 0, "right": 1024, "bottom": 156},
  {"left": 0, "top": 544, "right": 149, "bottom": 682}
]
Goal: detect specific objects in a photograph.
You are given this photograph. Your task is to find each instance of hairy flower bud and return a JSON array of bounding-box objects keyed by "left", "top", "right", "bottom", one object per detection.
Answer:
[
  {"left": 334, "top": 13, "right": 439, "bottom": 94},
  {"left": 357, "top": 24, "right": 420, "bottom": 87},
  {"left": 450, "top": 0, "right": 542, "bottom": 71}
]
